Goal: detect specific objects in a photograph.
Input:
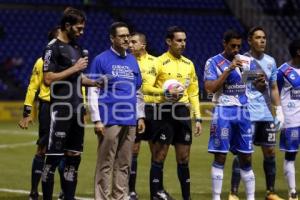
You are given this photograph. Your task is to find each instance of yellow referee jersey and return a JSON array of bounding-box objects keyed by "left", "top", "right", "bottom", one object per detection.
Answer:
[
  {"left": 24, "top": 57, "right": 50, "bottom": 106},
  {"left": 142, "top": 51, "right": 201, "bottom": 118},
  {"left": 137, "top": 53, "right": 158, "bottom": 103}
]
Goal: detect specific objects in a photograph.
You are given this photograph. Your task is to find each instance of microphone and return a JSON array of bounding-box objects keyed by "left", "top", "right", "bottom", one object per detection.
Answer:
[{"left": 82, "top": 49, "right": 89, "bottom": 58}]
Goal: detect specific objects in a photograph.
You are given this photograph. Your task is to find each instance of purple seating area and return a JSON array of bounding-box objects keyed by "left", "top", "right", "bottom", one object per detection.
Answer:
[
  {"left": 110, "top": 0, "right": 226, "bottom": 9},
  {"left": 257, "top": 0, "right": 299, "bottom": 13},
  {"left": 0, "top": 0, "right": 86, "bottom": 5},
  {"left": 0, "top": 9, "right": 113, "bottom": 89}
]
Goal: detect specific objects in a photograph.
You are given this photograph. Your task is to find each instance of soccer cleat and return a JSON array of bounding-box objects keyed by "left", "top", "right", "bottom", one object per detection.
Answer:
[
  {"left": 29, "top": 192, "right": 38, "bottom": 200},
  {"left": 289, "top": 192, "right": 298, "bottom": 200},
  {"left": 228, "top": 193, "right": 240, "bottom": 200},
  {"left": 152, "top": 190, "right": 175, "bottom": 200},
  {"left": 265, "top": 191, "right": 284, "bottom": 200},
  {"left": 58, "top": 191, "right": 64, "bottom": 200},
  {"left": 128, "top": 191, "right": 139, "bottom": 200}
]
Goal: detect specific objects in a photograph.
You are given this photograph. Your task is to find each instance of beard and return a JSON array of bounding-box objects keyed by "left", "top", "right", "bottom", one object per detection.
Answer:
[{"left": 67, "top": 27, "right": 77, "bottom": 42}]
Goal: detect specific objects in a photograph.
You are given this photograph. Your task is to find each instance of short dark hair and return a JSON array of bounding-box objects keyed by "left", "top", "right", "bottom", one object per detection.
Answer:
[
  {"left": 48, "top": 26, "right": 60, "bottom": 42},
  {"left": 110, "top": 22, "right": 129, "bottom": 37},
  {"left": 223, "top": 29, "right": 242, "bottom": 43},
  {"left": 166, "top": 26, "right": 186, "bottom": 40},
  {"left": 248, "top": 26, "right": 266, "bottom": 39},
  {"left": 60, "top": 7, "right": 86, "bottom": 31},
  {"left": 289, "top": 39, "right": 300, "bottom": 58},
  {"left": 131, "top": 32, "right": 147, "bottom": 44}
]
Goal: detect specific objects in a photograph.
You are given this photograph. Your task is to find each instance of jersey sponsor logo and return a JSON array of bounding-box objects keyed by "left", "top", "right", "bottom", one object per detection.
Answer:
[
  {"left": 43, "top": 49, "right": 52, "bottom": 70},
  {"left": 223, "top": 83, "right": 246, "bottom": 95},
  {"left": 290, "top": 88, "right": 300, "bottom": 100},
  {"left": 55, "top": 131, "right": 66, "bottom": 138},
  {"left": 112, "top": 65, "right": 134, "bottom": 80}
]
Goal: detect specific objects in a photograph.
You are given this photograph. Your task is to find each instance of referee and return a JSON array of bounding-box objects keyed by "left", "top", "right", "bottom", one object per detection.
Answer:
[{"left": 142, "top": 26, "right": 202, "bottom": 200}]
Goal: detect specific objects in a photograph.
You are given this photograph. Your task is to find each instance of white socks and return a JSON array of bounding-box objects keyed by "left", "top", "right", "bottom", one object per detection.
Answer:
[
  {"left": 284, "top": 160, "right": 296, "bottom": 194},
  {"left": 240, "top": 169, "right": 255, "bottom": 200},
  {"left": 211, "top": 165, "right": 223, "bottom": 200}
]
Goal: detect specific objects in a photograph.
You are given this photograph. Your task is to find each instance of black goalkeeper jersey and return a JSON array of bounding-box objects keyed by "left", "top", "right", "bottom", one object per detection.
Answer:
[{"left": 43, "top": 39, "right": 83, "bottom": 111}]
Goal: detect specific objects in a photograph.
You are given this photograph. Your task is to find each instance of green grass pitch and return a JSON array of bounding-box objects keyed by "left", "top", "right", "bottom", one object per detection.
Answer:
[{"left": 0, "top": 121, "right": 299, "bottom": 199}]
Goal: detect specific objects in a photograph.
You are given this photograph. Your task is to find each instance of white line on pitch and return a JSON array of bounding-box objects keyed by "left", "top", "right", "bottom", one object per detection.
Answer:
[
  {"left": 0, "top": 141, "right": 35, "bottom": 149},
  {"left": 0, "top": 188, "right": 93, "bottom": 200},
  {"left": 0, "top": 129, "right": 37, "bottom": 135}
]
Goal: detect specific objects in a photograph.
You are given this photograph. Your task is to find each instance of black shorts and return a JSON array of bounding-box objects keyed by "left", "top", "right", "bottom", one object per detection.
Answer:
[
  {"left": 135, "top": 104, "right": 156, "bottom": 143},
  {"left": 37, "top": 100, "right": 50, "bottom": 146},
  {"left": 46, "top": 105, "right": 84, "bottom": 155},
  {"left": 252, "top": 121, "right": 277, "bottom": 146},
  {"left": 151, "top": 103, "right": 192, "bottom": 145}
]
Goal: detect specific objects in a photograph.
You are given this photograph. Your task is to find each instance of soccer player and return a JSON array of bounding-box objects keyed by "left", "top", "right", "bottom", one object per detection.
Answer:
[
  {"left": 277, "top": 39, "right": 300, "bottom": 200},
  {"left": 204, "top": 30, "right": 256, "bottom": 200},
  {"left": 128, "top": 32, "right": 157, "bottom": 200},
  {"left": 41, "top": 7, "right": 98, "bottom": 200},
  {"left": 142, "top": 26, "right": 202, "bottom": 200},
  {"left": 18, "top": 26, "right": 63, "bottom": 200},
  {"left": 229, "top": 26, "right": 284, "bottom": 200},
  {"left": 88, "top": 22, "right": 145, "bottom": 200}
]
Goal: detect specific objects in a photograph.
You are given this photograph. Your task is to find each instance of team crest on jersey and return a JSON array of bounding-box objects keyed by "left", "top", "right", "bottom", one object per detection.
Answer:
[{"left": 55, "top": 131, "right": 66, "bottom": 138}]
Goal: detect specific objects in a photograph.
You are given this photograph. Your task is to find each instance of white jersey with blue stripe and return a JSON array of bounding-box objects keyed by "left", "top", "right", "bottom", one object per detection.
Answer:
[
  {"left": 277, "top": 63, "right": 300, "bottom": 128},
  {"left": 244, "top": 52, "right": 277, "bottom": 121},
  {"left": 204, "top": 53, "right": 255, "bottom": 106}
]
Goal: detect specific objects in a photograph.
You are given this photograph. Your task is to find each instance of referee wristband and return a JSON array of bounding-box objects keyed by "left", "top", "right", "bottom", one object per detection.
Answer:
[
  {"left": 23, "top": 105, "right": 32, "bottom": 118},
  {"left": 195, "top": 118, "right": 202, "bottom": 123}
]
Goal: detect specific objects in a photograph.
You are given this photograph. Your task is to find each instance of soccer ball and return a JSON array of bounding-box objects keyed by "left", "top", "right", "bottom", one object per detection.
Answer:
[{"left": 162, "top": 79, "right": 184, "bottom": 102}]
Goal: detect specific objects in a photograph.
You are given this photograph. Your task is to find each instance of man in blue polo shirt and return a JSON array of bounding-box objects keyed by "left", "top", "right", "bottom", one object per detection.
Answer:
[{"left": 88, "top": 22, "right": 145, "bottom": 200}]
